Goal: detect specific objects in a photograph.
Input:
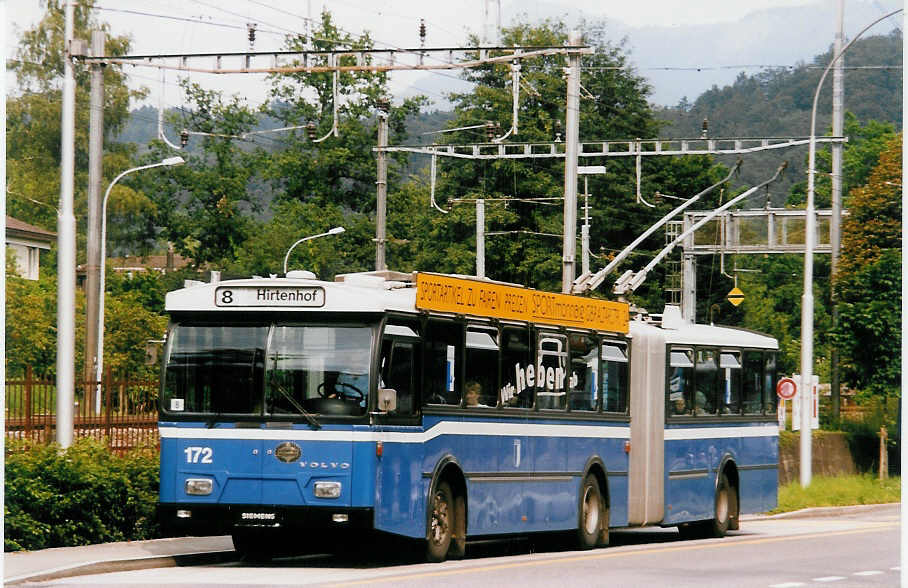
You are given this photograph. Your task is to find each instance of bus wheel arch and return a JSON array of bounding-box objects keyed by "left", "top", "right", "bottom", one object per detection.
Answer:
[
  {"left": 579, "top": 458, "right": 610, "bottom": 548},
  {"left": 426, "top": 457, "right": 467, "bottom": 561}
]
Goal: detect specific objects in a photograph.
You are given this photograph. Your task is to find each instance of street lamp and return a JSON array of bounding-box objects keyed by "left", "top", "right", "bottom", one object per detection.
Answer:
[
  {"left": 283, "top": 227, "right": 345, "bottom": 274},
  {"left": 94, "top": 156, "right": 184, "bottom": 411},
  {"left": 799, "top": 8, "right": 901, "bottom": 487}
]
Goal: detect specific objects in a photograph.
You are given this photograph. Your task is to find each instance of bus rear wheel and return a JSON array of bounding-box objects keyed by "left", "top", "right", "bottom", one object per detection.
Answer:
[
  {"left": 577, "top": 475, "right": 605, "bottom": 550},
  {"left": 426, "top": 481, "right": 454, "bottom": 562}
]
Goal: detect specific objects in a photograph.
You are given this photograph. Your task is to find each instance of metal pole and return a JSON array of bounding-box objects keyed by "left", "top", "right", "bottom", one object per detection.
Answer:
[
  {"left": 561, "top": 30, "right": 581, "bottom": 293},
  {"left": 801, "top": 8, "right": 902, "bottom": 487},
  {"left": 2, "top": 0, "right": 9, "bottom": 476},
  {"left": 476, "top": 199, "right": 485, "bottom": 278},
  {"left": 85, "top": 29, "right": 105, "bottom": 413},
  {"left": 375, "top": 108, "right": 389, "bottom": 271},
  {"left": 96, "top": 159, "right": 185, "bottom": 390},
  {"left": 56, "top": 0, "right": 77, "bottom": 448},
  {"left": 829, "top": 0, "right": 844, "bottom": 421}
]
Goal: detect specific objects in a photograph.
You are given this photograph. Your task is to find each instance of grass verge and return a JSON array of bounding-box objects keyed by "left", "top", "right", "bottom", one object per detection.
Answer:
[{"left": 772, "top": 474, "right": 901, "bottom": 513}]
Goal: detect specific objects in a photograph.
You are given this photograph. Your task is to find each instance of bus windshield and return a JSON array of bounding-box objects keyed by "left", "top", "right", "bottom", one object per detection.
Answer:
[{"left": 163, "top": 322, "right": 373, "bottom": 417}]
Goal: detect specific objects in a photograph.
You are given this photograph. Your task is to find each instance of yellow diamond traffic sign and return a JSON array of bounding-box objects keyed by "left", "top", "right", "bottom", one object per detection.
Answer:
[{"left": 727, "top": 286, "right": 744, "bottom": 307}]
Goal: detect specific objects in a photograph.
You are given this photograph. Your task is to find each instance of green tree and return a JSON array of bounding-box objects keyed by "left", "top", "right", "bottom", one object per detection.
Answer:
[
  {"left": 263, "top": 11, "right": 426, "bottom": 213},
  {"left": 138, "top": 81, "right": 263, "bottom": 267},
  {"left": 831, "top": 134, "right": 901, "bottom": 398},
  {"left": 6, "top": 0, "right": 147, "bottom": 235},
  {"left": 405, "top": 18, "right": 725, "bottom": 303}
]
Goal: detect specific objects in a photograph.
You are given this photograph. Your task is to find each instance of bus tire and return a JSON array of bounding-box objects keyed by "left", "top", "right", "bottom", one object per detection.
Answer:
[
  {"left": 426, "top": 481, "right": 454, "bottom": 562},
  {"left": 449, "top": 491, "right": 467, "bottom": 559},
  {"left": 577, "top": 474, "right": 604, "bottom": 550},
  {"left": 709, "top": 472, "right": 732, "bottom": 538}
]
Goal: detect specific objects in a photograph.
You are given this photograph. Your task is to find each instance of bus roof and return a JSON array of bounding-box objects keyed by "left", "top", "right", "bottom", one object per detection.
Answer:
[{"left": 165, "top": 273, "right": 417, "bottom": 315}]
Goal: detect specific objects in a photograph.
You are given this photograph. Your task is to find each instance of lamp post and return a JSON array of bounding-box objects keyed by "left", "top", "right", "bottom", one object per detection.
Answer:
[
  {"left": 94, "top": 157, "right": 184, "bottom": 412},
  {"left": 799, "top": 8, "right": 901, "bottom": 487},
  {"left": 283, "top": 227, "right": 345, "bottom": 274}
]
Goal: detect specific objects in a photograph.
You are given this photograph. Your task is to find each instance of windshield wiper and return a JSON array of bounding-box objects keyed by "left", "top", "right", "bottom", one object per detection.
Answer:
[{"left": 269, "top": 376, "right": 321, "bottom": 430}]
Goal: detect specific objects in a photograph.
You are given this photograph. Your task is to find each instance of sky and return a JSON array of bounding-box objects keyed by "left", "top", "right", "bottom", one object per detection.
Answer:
[{"left": 5, "top": 0, "right": 900, "bottom": 111}]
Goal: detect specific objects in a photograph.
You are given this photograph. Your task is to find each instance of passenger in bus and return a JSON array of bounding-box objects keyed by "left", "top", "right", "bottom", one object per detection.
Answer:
[
  {"left": 465, "top": 381, "right": 488, "bottom": 407},
  {"left": 670, "top": 392, "right": 689, "bottom": 415}
]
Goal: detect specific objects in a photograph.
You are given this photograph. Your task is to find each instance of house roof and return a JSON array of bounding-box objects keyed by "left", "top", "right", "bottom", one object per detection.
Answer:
[{"left": 6, "top": 216, "right": 57, "bottom": 242}]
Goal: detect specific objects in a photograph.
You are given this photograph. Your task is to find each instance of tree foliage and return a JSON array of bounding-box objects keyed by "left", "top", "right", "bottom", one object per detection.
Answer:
[
  {"left": 403, "top": 18, "right": 727, "bottom": 301},
  {"left": 831, "top": 134, "right": 902, "bottom": 397},
  {"left": 6, "top": 0, "right": 147, "bottom": 235}
]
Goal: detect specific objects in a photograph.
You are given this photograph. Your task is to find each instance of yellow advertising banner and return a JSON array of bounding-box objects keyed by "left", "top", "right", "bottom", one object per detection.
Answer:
[{"left": 415, "top": 273, "right": 629, "bottom": 334}]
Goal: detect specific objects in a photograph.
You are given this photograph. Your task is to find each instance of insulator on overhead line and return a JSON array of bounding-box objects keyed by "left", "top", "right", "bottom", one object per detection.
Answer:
[
  {"left": 485, "top": 121, "right": 496, "bottom": 141},
  {"left": 247, "top": 23, "right": 257, "bottom": 49},
  {"left": 306, "top": 121, "right": 317, "bottom": 140},
  {"left": 180, "top": 128, "right": 189, "bottom": 148},
  {"left": 701, "top": 117, "right": 709, "bottom": 139},
  {"left": 419, "top": 19, "right": 426, "bottom": 46}
]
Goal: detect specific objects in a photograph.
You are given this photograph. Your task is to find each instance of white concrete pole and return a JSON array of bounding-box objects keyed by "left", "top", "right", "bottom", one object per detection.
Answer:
[
  {"left": 476, "top": 199, "right": 485, "bottom": 278},
  {"left": 829, "top": 0, "right": 844, "bottom": 421},
  {"left": 85, "top": 29, "right": 105, "bottom": 413},
  {"left": 561, "top": 30, "right": 581, "bottom": 293},
  {"left": 375, "top": 106, "right": 389, "bottom": 271},
  {"left": 57, "top": 0, "right": 77, "bottom": 448}
]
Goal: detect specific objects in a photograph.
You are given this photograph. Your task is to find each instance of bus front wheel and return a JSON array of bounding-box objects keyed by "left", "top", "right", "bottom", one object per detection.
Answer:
[
  {"left": 577, "top": 475, "right": 605, "bottom": 550},
  {"left": 426, "top": 481, "right": 454, "bottom": 562}
]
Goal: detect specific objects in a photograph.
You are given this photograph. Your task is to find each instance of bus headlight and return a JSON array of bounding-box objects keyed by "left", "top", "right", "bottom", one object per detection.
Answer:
[
  {"left": 314, "top": 481, "right": 342, "bottom": 498},
  {"left": 185, "top": 478, "right": 213, "bottom": 496}
]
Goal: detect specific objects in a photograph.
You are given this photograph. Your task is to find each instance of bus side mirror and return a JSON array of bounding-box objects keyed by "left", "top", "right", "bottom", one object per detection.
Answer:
[{"left": 378, "top": 388, "right": 397, "bottom": 412}]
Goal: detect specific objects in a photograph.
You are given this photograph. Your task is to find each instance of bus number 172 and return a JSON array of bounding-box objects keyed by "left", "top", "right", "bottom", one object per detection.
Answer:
[{"left": 184, "top": 446, "right": 213, "bottom": 464}]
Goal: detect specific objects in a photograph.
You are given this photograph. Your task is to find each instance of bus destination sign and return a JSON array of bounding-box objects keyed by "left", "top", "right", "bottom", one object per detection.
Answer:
[
  {"left": 214, "top": 286, "right": 325, "bottom": 308},
  {"left": 415, "top": 273, "right": 629, "bottom": 333}
]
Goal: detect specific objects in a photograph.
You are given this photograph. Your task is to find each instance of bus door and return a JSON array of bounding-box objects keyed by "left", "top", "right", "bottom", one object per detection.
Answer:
[
  {"left": 373, "top": 320, "right": 423, "bottom": 538},
  {"left": 491, "top": 325, "right": 534, "bottom": 533}
]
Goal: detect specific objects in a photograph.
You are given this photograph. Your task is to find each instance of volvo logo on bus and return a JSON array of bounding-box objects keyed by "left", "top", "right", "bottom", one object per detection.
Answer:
[{"left": 274, "top": 442, "right": 302, "bottom": 463}]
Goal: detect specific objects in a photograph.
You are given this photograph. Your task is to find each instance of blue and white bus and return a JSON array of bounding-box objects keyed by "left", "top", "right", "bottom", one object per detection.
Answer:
[{"left": 157, "top": 270, "right": 778, "bottom": 560}]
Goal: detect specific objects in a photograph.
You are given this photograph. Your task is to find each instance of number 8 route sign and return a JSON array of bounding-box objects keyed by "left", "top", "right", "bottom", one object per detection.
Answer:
[{"left": 777, "top": 377, "right": 797, "bottom": 400}]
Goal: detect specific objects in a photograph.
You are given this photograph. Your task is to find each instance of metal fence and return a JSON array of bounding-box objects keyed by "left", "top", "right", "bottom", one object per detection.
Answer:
[{"left": 6, "top": 367, "right": 159, "bottom": 454}]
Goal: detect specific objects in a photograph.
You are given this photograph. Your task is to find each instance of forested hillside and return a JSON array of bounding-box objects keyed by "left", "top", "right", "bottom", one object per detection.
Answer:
[{"left": 656, "top": 30, "right": 902, "bottom": 203}]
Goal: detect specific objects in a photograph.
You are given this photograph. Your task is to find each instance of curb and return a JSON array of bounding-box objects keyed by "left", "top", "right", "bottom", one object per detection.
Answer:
[
  {"left": 741, "top": 502, "right": 900, "bottom": 521},
  {"left": 5, "top": 550, "right": 239, "bottom": 585}
]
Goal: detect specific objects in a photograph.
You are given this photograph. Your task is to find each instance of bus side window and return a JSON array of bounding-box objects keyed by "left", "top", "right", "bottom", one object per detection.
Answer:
[
  {"left": 601, "top": 341, "right": 629, "bottom": 413},
  {"left": 465, "top": 326, "right": 498, "bottom": 407},
  {"left": 500, "top": 326, "right": 532, "bottom": 408},
  {"left": 743, "top": 351, "right": 764, "bottom": 415},
  {"left": 695, "top": 348, "right": 718, "bottom": 415},
  {"left": 720, "top": 351, "right": 742, "bottom": 415},
  {"left": 422, "top": 319, "right": 462, "bottom": 406},
  {"left": 381, "top": 341, "right": 418, "bottom": 415},
  {"left": 536, "top": 332, "right": 567, "bottom": 411},
  {"left": 568, "top": 333, "right": 598, "bottom": 412},
  {"left": 764, "top": 352, "right": 778, "bottom": 414},
  {"left": 668, "top": 348, "right": 694, "bottom": 416}
]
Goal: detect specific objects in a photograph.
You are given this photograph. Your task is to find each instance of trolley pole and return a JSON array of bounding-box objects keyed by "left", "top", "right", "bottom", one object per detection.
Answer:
[{"left": 561, "top": 30, "right": 581, "bottom": 293}]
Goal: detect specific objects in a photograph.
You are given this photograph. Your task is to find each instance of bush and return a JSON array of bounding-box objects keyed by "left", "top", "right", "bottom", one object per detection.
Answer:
[{"left": 4, "top": 439, "right": 161, "bottom": 552}]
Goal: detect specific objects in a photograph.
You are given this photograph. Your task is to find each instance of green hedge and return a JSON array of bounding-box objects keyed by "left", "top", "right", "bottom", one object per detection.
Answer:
[{"left": 4, "top": 439, "right": 161, "bottom": 552}]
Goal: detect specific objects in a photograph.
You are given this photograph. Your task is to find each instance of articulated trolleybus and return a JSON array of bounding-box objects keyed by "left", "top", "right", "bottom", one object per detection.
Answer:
[{"left": 158, "top": 270, "right": 779, "bottom": 561}]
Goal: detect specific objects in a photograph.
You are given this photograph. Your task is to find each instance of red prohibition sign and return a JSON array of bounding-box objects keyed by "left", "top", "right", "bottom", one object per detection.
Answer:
[{"left": 777, "top": 377, "right": 797, "bottom": 400}]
